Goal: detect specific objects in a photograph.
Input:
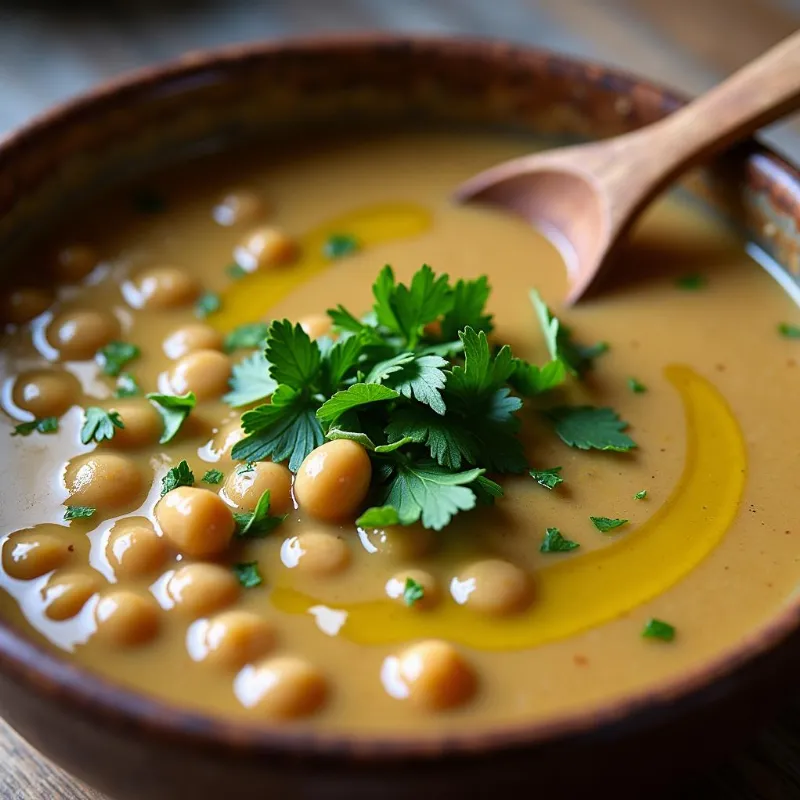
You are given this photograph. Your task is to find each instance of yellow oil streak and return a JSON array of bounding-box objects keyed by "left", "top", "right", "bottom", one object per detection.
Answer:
[
  {"left": 270, "top": 365, "right": 746, "bottom": 650},
  {"left": 212, "top": 202, "right": 432, "bottom": 330}
]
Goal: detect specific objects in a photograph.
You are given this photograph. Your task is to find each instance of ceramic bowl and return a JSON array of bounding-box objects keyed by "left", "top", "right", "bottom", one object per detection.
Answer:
[{"left": 1, "top": 36, "right": 800, "bottom": 800}]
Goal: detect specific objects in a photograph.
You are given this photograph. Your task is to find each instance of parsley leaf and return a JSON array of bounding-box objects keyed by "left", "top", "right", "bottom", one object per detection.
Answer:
[
  {"left": 80, "top": 407, "right": 124, "bottom": 444},
  {"left": 327, "top": 305, "right": 372, "bottom": 336},
  {"left": 403, "top": 577, "right": 425, "bottom": 607},
  {"left": 676, "top": 274, "right": 705, "bottom": 290},
  {"left": 447, "top": 327, "right": 515, "bottom": 400},
  {"left": 386, "top": 406, "right": 479, "bottom": 469},
  {"left": 232, "top": 561, "right": 263, "bottom": 588},
  {"left": 545, "top": 406, "right": 636, "bottom": 452},
  {"left": 316, "top": 383, "right": 399, "bottom": 424},
  {"left": 778, "top": 322, "right": 800, "bottom": 339},
  {"left": 114, "top": 373, "right": 141, "bottom": 398},
  {"left": 195, "top": 291, "right": 221, "bottom": 319},
  {"left": 628, "top": 377, "right": 647, "bottom": 393},
  {"left": 369, "top": 353, "right": 448, "bottom": 415},
  {"left": 12, "top": 417, "right": 58, "bottom": 436},
  {"left": 96, "top": 341, "right": 140, "bottom": 377},
  {"left": 642, "top": 618, "right": 675, "bottom": 642},
  {"left": 224, "top": 352, "right": 277, "bottom": 408},
  {"left": 323, "top": 233, "right": 360, "bottom": 259},
  {"left": 202, "top": 469, "right": 224, "bottom": 485},
  {"left": 590, "top": 516, "right": 629, "bottom": 533},
  {"left": 530, "top": 466, "right": 563, "bottom": 490},
  {"left": 147, "top": 392, "right": 196, "bottom": 444},
  {"left": 234, "top": 489, "right": 287, "bottom": 538},
  {"left": 160, "top": 460, "right": 195, "bottom": 496},
  {"left": 440, "top": 276, "right": 493, "bottom": 339},
  {"left": 265, "top": 320, "right": 321, "bottom": 389},
  {"left": 510, "top": 358, "right": 567, "bottom": 395},
  {"left": 64, "top": 505, "right": 96, "bottom": 521},
  {"left": 634, "top": 489, "right": 648, "bottom": 500},
  {"left": 320, "top": 333, "right": 367, "bottom": 390},
  {"left": 540, "top": 527, "right": 579, "bottom": 553},
  {"left": 356, "top": 505, "right": 400, "bottom": 528},
  {"left": 233, "top": 384, "right": 323, "bottom": 471},
  {"left": 224, "top": 322, "right": 269, "bottom": 352}
]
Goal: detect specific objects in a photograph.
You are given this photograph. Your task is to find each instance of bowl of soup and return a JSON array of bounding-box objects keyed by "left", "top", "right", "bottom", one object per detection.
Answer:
[{"left": 0, "top": 36, "right": 799, "bottom": 799}]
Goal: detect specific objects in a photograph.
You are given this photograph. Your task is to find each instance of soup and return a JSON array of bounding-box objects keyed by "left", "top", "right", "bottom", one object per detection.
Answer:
[{"left": 0, "top": 131, "right": 798, "bottom": 735}]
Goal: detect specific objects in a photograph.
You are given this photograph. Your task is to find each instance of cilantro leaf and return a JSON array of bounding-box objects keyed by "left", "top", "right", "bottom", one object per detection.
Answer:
[
  {"left": 114, "top": 373, "right": 141, "bottom": 398},
  {"left": 628, "top": 377, "right": 647, "bottom": 393},
  {"left": 64, "top": 506, "right": 96, "bottom": 521},
  {"left": 195, "top": 291, "right": 221, "bottom": 319},
  {"left": 545, "top": 406, "right": 636, "bottom": 452},
  {"left": 530, "top": 466, "right": 563, "bottom": 490},
  {"left": 403, "top": 577, "right": 425, "bottom": 607},
  {"left": 778, "top": 322, "right": 800, "bottom": 339},
  {"left": 642, "top": 618, "right": 675, "bottom": 642},
  {"left": 356, "top": 505, "right": 400, "bottom": 528},
  {"left": 224, "top": 352, "right": 277, "bottom": 408},
  {"left": 323, "top": 233, "right": 360, "bottom": 260},
  {"left": 316, "top": 383, "right": 399, "bottom": 424},
  {"left": 265, "top": 320, "right": 321, "bottom": 389},
  {"left": 224, "top": 322, "right": 269, "bottom": 352},
  {"left": 233, "top": 561, "right": 263, "bottom": 588},
  {"left": 96, "top": 341, "right": 140, "bottom": 377},
  {"left": 233, "top": 384, "right": 323, "bottom": 471},
  {"left": 80, "top": 407, "right": 124, "bottom": 444},
  {"left": 234, "top": 489, "right": 287, "bottom": 538},
  {"left": 386, "top": 406, "right": 479, "bottom": 469},
  {"left": 12, "top": 417, "right": 58, "bottom": 436},
  {"left": 160, "top": 460, "right": 195, "bottom": 496},
  {"left": 440, "top": 276, "right": 493, "bottom": 339},
  {"left": 147, "top": 392, "right": 196, "bottom": 444},
  {"left": 510, "top": 358, "right": 567, "bottom": 396},
  {"left": 202, "top": 469, "right": 224, "bottom": 485},
  {"left": 590, "top": 516, "right": 629, "bottom": 533},
  {"left": 634, "top": 489, "right": 648, "bottom": 500},
  {"left": 540, "top": 527, "right": 580, "bottom": 553},
  {"left": 447, "top": 327, "right": 514, "bottom": 400}
]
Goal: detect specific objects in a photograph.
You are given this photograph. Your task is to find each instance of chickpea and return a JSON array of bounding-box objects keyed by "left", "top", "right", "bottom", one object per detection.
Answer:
[
  {"left": 358, "top": 523, "right": 433, "bottom": 561},
  {"left": 280, "top": 531, "right": 350, "bottom": 576},
  {"left": 384, "top": 640, "right": 476, "bottom": 710},
  {"left": 191, "top": 610, "right": 275, "bottom": 670},
  {"left": 55, "top": 244, "right": 97, "bottom": 282},
  {"left": 234, "top": 226, "right": 298, "bottom": 272},
  {"left": 221, "top": 461, "right": 292, "bottom": 515},
  {"left": 94, "top": 590, "right": 160, "bottom": 646},
  {"left": 452, "top": 559, "right": 532, "bottom": 616},
  {"left": 134, "top": 266, "right": 199, "bottom": 309},
  {"left": 156, "top": 487, "right": 235, "bottom": 558},
  {"left": 43, "top": 570, "right": 100, "bottom": 621},
  {"left": 106, "top": 519, "right": 167, "bottom": 578},
  {"left": 299, "top": 314, "right": 332, "bottom": 341},
  {"left": 167, "top": 563, "right": 239, "bottom": 618},
  {"left": 213, "top": 190, "right": 266, "bottom": 227},
  {"left": 163, "top": 323, "right": 224, "bottom": 360},
  {"left": 12, "top": 370, "right": 79, "bottom": 418},
  {"left": 385, "top": 569, "right": 439, "bottom": 610},
  {"left": 105, "top": 399, "right": 162, "bottom": 449},
  {"left": 234, "top": 657, "right": 327, "bottom": 719},
  {"left": 293, "top": 440, "right": 372, "bottom": 522},
  {"left": 0, "top": 288, "right": 52, "bottom": 325},
  {"left": 208, "top": 419, "right": 246, "bottom": 463},
  {"left": 46, "top": 309, "right": 119, "bottom": 360},
  {"left": 169, "top": 349, "right": 231, "bottom": 401},
  {"left": 2, "top": 526, "right": 71, "bottom": 581},
  {"left": 64, "top": 453, "right": 145, "bottom": 512}
]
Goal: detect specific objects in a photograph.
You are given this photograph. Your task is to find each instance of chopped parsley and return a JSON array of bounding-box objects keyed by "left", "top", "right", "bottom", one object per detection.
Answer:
[
  {"left": 642, "top": 618, "right": 675, "bottom": 642},
  {"left": 226, "top": 262, "right": 247, "bottom": 280},
  {"left": 545, "top": 406, "right": 635, "bottom": 452},
  {"left": 12, "top": 417, "right": 58, "bottom": 436},
  {"left": 540, "top": 527, "right": 580, "bottom": 553},
  {"left": 146, "top": 392, "right": 196, "bottom": 444},
  {"left": 676, "top": 273, "right": 706, "bottom": 290},
  {"left": 628, "top": 377, "right": 646, "bottom": 393},
  {"left": 232, "top": 561, "right": 263, "bottom": 588},
  {"left": 234, "top": 489, "right": 287, "bottom": 538},
  {"left": 634, "top": 489, "right": 648, "bottom": 500},
  {"left": 114, "top": 373, "right": 141, "bottom": 398},
  {"left": 224, "top": 322, "right": 270, "bottom": 352},
  {"left": 323, "top": 233, "right": 360, "bottom": 260},
  {"left": 590, "top": 516, "right": 629, "bottom": 533},
  {"left": 80, "top": 407, "right": 124, "bottom": 444},
  {"left": 403, "top": 577, "right": 425, "bottom": 607},
  {"left": 778, "top": 322, "right": 800, "bottom": 339},
  {"left": 96, "top": 341, "right": 141, "bottom": 377},
  {"left": 64, "top": 506, "right": 96, "bottom": 521},
  {"left": 202, "top": 469, "right": 224, "bottom": 485},
  {"left": 356, "top": 505, "right": 400, "bottom": 528},
  {"left": 194, "top": 291, "right": 221, "bottom": 319},
  {"left": 160, "top": 460, "right": 195, "bottom": 496},
  {"left": 132, "top": 188, "right": 167, "bottom": 214},
  {"left": 529, "top": 466, "right": 563, "bottom": 490}
]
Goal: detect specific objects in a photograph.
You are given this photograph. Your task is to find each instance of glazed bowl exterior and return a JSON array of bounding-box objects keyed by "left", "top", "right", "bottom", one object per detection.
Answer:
[{"left": 1, "top": 36, "right": 800, "bottom": 799}]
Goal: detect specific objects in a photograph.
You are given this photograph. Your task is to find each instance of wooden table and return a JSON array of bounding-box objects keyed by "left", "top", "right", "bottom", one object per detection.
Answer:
[{"left": 1, "top": 1, "right": 800, "bottom": 797}]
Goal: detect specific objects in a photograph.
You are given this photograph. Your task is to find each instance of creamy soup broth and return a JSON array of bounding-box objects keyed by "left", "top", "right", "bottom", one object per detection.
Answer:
[{"left": 0, "top": 131, "right": 798, "bottom": 735}]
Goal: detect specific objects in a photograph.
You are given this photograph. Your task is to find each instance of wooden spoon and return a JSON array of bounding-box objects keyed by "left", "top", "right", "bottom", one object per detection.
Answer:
[{"left": 455, "top": 31, "right": 800, "bottom": 304}]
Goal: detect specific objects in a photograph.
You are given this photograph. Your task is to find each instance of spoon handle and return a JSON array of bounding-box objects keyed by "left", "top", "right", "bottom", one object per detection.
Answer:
[{"left": 659, "top": 30, "right": 800, "bottom": 162}]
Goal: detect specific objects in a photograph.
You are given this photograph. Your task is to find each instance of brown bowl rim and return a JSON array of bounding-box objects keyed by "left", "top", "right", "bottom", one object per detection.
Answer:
[{"left": 1, "top": 33, "right": 800, "bottom": 761}]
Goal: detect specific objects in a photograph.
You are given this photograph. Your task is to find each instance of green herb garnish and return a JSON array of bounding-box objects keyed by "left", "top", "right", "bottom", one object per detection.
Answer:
[
  {"left": 540, "top": 527, "right": 580, "bottom": 553},
  {"left": 224, "top": 322, "right": 270, "bottom": 352},
  {"left": 146, "top": 392, "right": 196, "bottom": 444},
  {"left": 634, "top": 489, "right": 648, "bottom": 500},
  {"left": 96, "top": 341, "right": 141, "bottom": 377},
  {"left": 114, "top": 373, "right": 141, "bottom": 398},
  {"left": 195, "top": 291, "right": 221, "bottom": 319},
  {"left": 676, "top": 273, "right": 706, "bottom": 290},
  {"left": 224, "top": 352, "right": 277, "bottom": 408},
  {"left": 642, "top": 618, "right": 675, "bottom": 642},
  {"left": 132, "top": 188, "right": 167, "bottom": 214},
  {"left": 80, "top": 407, "right": 124, "bottom": 444},
  {"left": 12, "top": 417, "right": 58, "bottom": 437},
  {"left": 545, "top": 406, "right": 635, "bottom": 452},
  {"left": 529, "top": 466, "right": 563, "bottom": 490},
  {"left": 590, "top": 516, "right": 629, "bottom": 533},
  {"left": 323, "top": 233, "right": 360, "bottom": 260},
  {"left": 160, "top": 460, "right": 195, "bottom": 496},
  {"left": 628, "top": 377, "right": 646, "bottom": 393},
  {"left": 234, "top": 490, "right": 287, "bottom": 538},
  {"left": 232, "top": 561, "right": 263, "bottom": 588},
  {"left": 64, "top": 506, "right": 96, "bottom": 521},
  {"left": 202, "top": 469, "right": 224, "bottom": 485},
  {"left": 226, "top": 263, "right": 247, "bottom": 280},
  {"left": 778, "top": 322, "right": 800, "bottom": 339},
  {"left": 403, "top": 577, "right": 425, "bottom": 607}
]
